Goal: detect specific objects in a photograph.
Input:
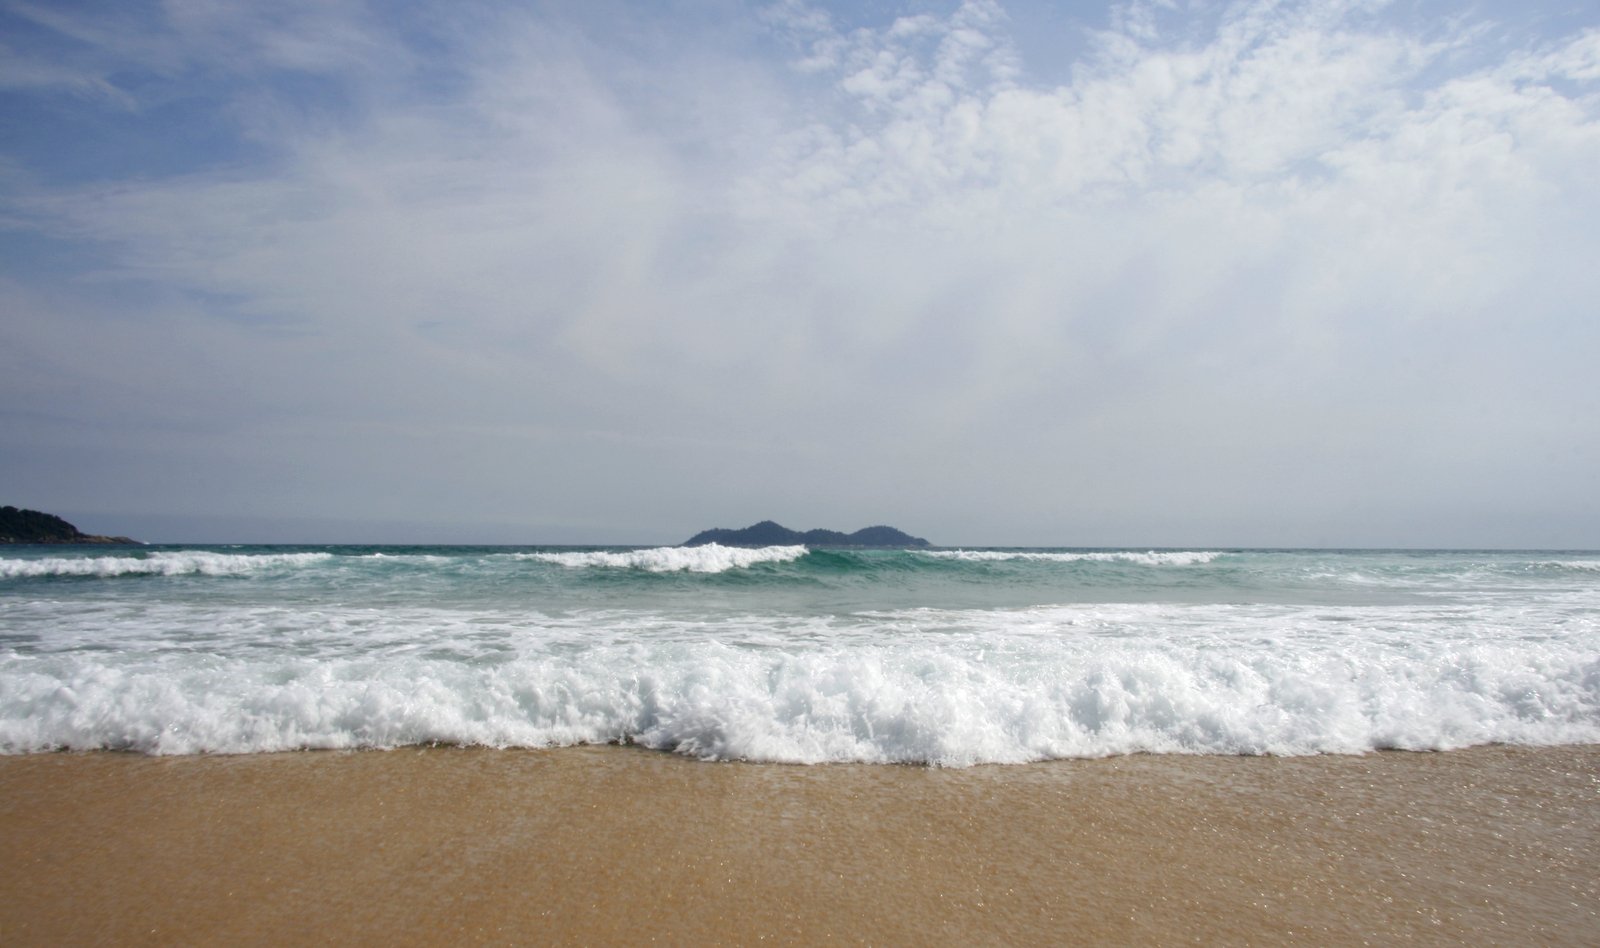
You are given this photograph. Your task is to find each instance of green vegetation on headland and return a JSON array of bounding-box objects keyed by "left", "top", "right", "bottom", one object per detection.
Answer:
[
  {"left": 0, "top": 506, "right": 137, "bottom": 544},
  {"left": 684, "top": 520, "right": 929, "bottom": 548}
]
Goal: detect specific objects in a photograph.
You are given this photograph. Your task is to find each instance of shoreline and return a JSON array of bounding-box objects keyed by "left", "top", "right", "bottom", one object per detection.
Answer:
[{"left": 3, "top": 743, "right": 1596, "bottom": 944}]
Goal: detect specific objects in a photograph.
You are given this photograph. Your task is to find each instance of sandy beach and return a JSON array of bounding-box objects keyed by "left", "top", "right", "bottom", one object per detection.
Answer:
[{"left": 1, "top": 744, "right": 1595, "bottom": 945}]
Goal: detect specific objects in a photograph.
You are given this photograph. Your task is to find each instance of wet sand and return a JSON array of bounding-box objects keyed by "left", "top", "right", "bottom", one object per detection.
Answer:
[{"left": 1, "top": 744, "right": 1596, "bottom": 945}]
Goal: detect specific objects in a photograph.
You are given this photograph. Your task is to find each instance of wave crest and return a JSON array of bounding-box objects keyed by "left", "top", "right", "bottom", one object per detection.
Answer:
[
  {"left": 0, "top": 551, "right": 333, "bottom": 579},
  {"left": 924, "top": 550, "right": 1224, "bottom": 566},
  {"left": 524, "top": 544, "right": 809, "bottom": 573},
  {"left": 1536, "top": 560, "right": 1600, "bottom": 572},
  {"left": 4, "top": 640, "right": 1594, "bottom": 761}
]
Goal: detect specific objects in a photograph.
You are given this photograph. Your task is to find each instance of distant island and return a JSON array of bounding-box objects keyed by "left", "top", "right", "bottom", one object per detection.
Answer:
[
  {"left": 0, "top": 506, "right": 137, "bottom": 545},
  {"left": 684, "top": 520, "right": 929, "bottom": 548}
]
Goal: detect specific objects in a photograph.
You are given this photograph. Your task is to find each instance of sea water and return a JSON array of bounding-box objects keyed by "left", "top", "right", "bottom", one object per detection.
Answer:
[{"left": 1, "top": 545, "right": 1596, "bottom": 764}]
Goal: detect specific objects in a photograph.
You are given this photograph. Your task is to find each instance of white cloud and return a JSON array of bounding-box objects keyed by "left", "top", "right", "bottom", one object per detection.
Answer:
[
  {"left": 0, "top": 43, "right": 135, "bottom": 105},
  {"left": 3, "top": 0, "right": 1598, "bottom": 544}
]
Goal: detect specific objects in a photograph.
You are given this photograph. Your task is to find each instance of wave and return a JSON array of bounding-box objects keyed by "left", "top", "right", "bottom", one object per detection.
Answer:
[
  {"left": 4, "top": 624, "right": 1594, "bottom": 762},
  {"left": 1534, "top": 560, "right": 1600, "bottom": 572},
  {"left": 4, "top": 547, "right": 1595, "bottom": 761},
  {"left": 522, "top": 544, "right": 809, "bottom": 573},
  {"left": 922, "top": 550, "right": 1225, "bottom": 566},
  {"left": 0, "top": 551, "right": 333, "bottom": 579}
]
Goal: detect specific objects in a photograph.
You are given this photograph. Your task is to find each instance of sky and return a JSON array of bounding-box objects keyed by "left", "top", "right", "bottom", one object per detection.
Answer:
[{"left": 2, "top": 0, "right": 1598, "bottom": 547}]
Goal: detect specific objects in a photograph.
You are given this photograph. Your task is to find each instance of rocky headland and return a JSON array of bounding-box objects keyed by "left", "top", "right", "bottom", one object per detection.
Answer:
[{"left": 0, "top": 506, "right": 138, "bottom": 545}]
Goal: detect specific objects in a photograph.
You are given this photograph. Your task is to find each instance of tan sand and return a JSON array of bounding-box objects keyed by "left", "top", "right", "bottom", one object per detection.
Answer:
[{"left": 1, "top": 744, "right": 1596, "bottom": 945}]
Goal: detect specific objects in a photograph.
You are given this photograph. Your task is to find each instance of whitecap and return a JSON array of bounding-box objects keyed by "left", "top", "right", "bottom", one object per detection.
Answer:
[
  {"left": 521, "top": 544, "right": 809, "bottom": 573},
  {"left": 923, "top": 550, "right": 1224, "bottom": 566},
  {"left": 0, "top": 551, "right": 334, "bottom": 579}
]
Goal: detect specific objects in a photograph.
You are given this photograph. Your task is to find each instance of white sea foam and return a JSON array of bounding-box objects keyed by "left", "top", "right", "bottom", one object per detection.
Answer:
[
  {"left": 924, "top": 550, "right": 1224, "bottom": 566},
  {"left": 524, "top": 544, "right": 809, "bottom": 573},
  {"left": 3, "top": 599, "right": 1595, "bottom": 762},
  {"left": 5, "top": 548, "right": 1596, "bottom": 762},
  {"left": 0, "top": 551, "right": 333, "bottom": 579}
]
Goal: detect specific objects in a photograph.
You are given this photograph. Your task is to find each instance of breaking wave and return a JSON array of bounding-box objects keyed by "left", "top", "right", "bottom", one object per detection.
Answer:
[
  {"left": 523, "top": 544, "right": 809, "bottom": 573},
  {"left": 0, "top": 551, "right": 333, "bottom": 579},
  {"left": 3, "top": 623, "right": 1595, "bottom": 762},
  {"left": 922, "top": 550, "right": 1225, "bottom": 566},
  {"left": 3, "top": 546, "right": 1596, "bottom": 762}
]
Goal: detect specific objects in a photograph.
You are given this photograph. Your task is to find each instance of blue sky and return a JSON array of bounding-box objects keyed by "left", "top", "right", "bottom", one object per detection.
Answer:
[{"left": 3, "top": 0, "right": 1598, "bottom": 546}]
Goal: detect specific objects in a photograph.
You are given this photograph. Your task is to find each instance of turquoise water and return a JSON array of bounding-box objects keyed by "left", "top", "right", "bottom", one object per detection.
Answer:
[{"left": 2, "top": 544, "right": 1597, "bottom": 763}]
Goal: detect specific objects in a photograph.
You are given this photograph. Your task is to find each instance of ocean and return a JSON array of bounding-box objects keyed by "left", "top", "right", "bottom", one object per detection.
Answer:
[{"left": 2, "top": 544, "right": 1597, "bottom": 764}]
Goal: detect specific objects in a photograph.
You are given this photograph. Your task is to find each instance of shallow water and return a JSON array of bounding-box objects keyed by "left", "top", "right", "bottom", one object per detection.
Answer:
[{"left": 2, "top": 545, "right": 1597, "bottom": 761}]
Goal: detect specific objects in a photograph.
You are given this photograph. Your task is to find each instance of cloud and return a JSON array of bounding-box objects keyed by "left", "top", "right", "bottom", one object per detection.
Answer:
[
  {"left": 0, "top": 44, "right": 135, "bottom": 106},
  {"left": 2, "top": 0, "right": 1598, "bottom": 544}
]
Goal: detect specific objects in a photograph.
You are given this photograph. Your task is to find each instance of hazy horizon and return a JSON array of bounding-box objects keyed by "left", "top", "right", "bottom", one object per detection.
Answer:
[
  {"left": 5, "top": 506, "right": 1593, "bottom": 551},
  {"left": 5, "top": 1, "right": 1599, "bottom": 549}
]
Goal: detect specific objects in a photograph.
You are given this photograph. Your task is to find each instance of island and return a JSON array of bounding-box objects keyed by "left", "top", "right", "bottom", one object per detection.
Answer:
[
  {"left": 683, "top": 520, "right": 929, "bottom": 548},
  {"left": 0, "top": 506, "right": 138, "bottom": 545}
]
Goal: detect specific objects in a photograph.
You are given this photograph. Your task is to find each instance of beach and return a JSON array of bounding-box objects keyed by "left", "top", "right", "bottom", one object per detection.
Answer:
[
  {"left": 4, "top": 545, "right": 1597, "bottom": 942},
  {"left": 3, "top": 744, "right": 1595, "bottom": 945}
]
